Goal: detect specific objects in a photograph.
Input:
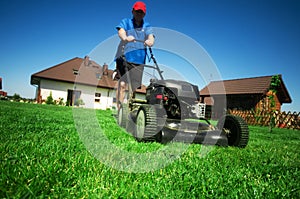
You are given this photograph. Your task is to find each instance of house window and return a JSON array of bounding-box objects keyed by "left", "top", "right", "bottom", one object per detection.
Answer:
[
  {"left": 95, "top": 92, "right": 101, "bottom": 103},
  {"left": 96, "top": 73, "right": 101, "bottom": 79}
]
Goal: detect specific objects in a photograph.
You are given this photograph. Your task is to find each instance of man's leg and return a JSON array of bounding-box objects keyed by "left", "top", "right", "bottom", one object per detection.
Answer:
[
  {"left": 115, "top": 57, "right": 127, "bottom": 111},
  {"left": 130, "top": 64, "right": 144, "bottom": 99},
  {"left": 116, "top": 80, "right": 126, "bottom": 111}
]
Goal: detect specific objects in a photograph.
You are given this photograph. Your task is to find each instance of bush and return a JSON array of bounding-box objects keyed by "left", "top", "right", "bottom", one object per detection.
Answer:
[
  {"left": 74, "top": 98, "right": 84, "bottom": 106},
  {"left": 12, "top": 93, "right": 21, "bottom": 102}
]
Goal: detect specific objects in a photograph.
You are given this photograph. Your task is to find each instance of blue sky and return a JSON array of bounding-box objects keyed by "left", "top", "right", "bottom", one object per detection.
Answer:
[{"left": 0, "top": 0, "right": 299, "bottom": 112}]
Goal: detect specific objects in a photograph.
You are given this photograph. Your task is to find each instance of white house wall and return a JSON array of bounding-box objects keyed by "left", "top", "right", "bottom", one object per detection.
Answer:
[
  {"left": 95, "top": 88, "right": 116, "bottom": 110},
  {"left": 74, "top": 84, "right": 116, "bottom": 109},
  {"left": 39, "top": 79, "right": 117, "bottom": 109},
  {"left": 40, "top": 79, "right": 70, "bottom": 102}
]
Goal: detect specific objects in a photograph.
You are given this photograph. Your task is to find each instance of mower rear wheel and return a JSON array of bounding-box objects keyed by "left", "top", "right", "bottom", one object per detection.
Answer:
[
  {"left": 135, "top": 105, "right": 160, "bottom": 142},
  {"left": 217, "top": 115, "right": 249, "bottom": 148}
]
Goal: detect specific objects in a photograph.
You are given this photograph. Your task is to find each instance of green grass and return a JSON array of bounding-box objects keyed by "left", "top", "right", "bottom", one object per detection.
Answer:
[{"left": 0, "top": 101, "right": 299, "bottom": 198}]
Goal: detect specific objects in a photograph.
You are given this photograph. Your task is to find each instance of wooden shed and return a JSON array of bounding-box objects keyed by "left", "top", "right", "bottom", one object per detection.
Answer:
[{"left": 200, "top": 75, "right": 292, "bottom": 118}]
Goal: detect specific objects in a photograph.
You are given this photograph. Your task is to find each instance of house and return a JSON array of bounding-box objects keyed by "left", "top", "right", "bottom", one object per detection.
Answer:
[
  {"left": 0, "top": 77, "right": 7, "bottom": 97},
  {"left": 30, "top": 56, "right": 146, "bottom": 109},
  {"left": 200, "top": 75, "right": 292, "bottom": 118}
]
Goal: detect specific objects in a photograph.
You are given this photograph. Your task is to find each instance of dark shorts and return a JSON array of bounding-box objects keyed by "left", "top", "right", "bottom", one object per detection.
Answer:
[{"left": 115, "top": 57, "right": 144, "bottom": 91}]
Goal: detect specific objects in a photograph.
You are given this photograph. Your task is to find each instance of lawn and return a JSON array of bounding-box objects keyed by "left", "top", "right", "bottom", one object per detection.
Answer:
[{"left": 0, "top": 101, "right": 299, "bottom": 198}]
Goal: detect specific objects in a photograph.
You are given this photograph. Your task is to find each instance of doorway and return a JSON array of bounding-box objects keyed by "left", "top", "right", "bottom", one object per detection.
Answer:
[{"left": 67, "top": 89, "right": 81, "bottom": 106}]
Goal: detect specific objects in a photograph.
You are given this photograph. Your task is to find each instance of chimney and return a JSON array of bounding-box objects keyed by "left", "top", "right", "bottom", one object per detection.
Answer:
[
  {"left": 0, "top": 77, "right": 2, "bottom": 90},
  {"left": 103, "top": 63, "right": 108, "bottom": 76},
  {"left": 84, "top": 56, "right": 90, "bottom": 66}
]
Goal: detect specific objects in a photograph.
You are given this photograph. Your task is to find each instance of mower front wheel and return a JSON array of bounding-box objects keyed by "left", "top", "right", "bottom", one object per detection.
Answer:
[
  {"left": 118, "top": 103, "right": 128, "bottom": 128},
  {"left": 135, "top": 105, "right": 161, "bottom": 142}
]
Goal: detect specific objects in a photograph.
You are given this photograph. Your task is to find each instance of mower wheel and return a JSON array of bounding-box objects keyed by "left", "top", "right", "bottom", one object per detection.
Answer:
[
  {"left": 118, "top": 103, "right": 128, "bottom": 128},
  {"left": 217, "top": 115, "right": 249, "bottom": 148},
  {"left": 135, "top": 105, "right": 160, "bottom": 142}
]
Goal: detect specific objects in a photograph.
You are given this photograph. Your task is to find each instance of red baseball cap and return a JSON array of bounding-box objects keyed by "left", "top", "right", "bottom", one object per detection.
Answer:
[{"left": 132, "top": 1, "right": 146, "bottom": 13}]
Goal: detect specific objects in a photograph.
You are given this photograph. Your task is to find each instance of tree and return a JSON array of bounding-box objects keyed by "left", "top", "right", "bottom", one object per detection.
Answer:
[
  {"left": 268, "top": 75, "right": 281, "bottom": 132},
  {"left": 45, "top": 92, "right": 55, "bottom": 105}
]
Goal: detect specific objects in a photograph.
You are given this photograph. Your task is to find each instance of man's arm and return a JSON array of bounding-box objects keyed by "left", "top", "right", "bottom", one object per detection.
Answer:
[{"left": 118, "top": 28, "right": 135, "bottom": 42}]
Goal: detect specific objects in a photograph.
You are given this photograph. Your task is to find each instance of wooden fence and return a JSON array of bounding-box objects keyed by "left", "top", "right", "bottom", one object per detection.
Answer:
[{"left": 228, "top": 109, "right": 300, "bottom": 130}]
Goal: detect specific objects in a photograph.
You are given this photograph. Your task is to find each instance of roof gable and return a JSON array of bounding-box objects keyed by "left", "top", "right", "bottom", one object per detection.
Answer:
[
  {"left": 31, "top": 57, "right": 101, "bottom": 84},
  {"left": 200, "top": 75, "right": 291, "bottom": 104},
  {"left": 31, "top": 57, "right": 146, "bottom": 93}
]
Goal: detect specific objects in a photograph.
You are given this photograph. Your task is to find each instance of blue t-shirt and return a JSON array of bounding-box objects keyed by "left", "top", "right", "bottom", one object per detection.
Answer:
[{"left": 115, "top": 18, "right": 153, "bottom": 64}]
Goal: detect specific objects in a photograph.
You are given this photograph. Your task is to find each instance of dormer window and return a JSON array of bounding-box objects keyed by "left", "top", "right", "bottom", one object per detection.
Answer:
[{"left": 73, "top": 69, "right": 79, "bottom": 75}]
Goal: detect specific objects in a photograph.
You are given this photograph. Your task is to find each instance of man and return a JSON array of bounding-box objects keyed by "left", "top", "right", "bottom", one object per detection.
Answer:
[{"left": 114, "top": 1, "right": 155, "bottom": 110}]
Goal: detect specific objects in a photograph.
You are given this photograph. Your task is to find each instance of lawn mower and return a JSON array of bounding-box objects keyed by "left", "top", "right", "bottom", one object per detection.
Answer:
[{"left": 117, "top": 44, "right": 249, "bottom": 147}]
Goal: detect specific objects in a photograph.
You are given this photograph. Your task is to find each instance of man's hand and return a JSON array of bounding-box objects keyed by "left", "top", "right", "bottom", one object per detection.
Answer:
[
  {"left": 144, "top": 34, "right": 155, "bottom": 47},
  {"left": 144, "top": 39, "right": 154, "bottom": 47}
]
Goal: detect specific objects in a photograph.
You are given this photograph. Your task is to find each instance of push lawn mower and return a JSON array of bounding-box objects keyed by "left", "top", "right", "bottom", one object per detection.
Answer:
[{"left": 117, "top": 44, "right": 249, "bottom": 147}]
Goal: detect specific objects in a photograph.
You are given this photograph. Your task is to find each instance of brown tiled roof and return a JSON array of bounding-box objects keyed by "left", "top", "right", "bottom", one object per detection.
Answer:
[
  {"left": 30, "top": 57, "right": 146, "bottom": 93},
  {"left": 200, "top": 75, "right": 291, "bottom": 103}
]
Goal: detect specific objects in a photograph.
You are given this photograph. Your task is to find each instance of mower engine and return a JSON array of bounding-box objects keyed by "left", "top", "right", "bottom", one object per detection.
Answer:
[{"left": 146, "top": 79, "right": 205, "bottom": 119}]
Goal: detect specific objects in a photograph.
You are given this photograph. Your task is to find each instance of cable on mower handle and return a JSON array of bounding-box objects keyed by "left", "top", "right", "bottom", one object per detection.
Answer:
[{"left": 121, "top": 39, "right": 164, "bottom": 80}]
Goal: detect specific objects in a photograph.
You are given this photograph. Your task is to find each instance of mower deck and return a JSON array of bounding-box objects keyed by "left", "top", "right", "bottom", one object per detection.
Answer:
[{"left": 161, "top": 119, "right": 228, "bottom": 146}]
